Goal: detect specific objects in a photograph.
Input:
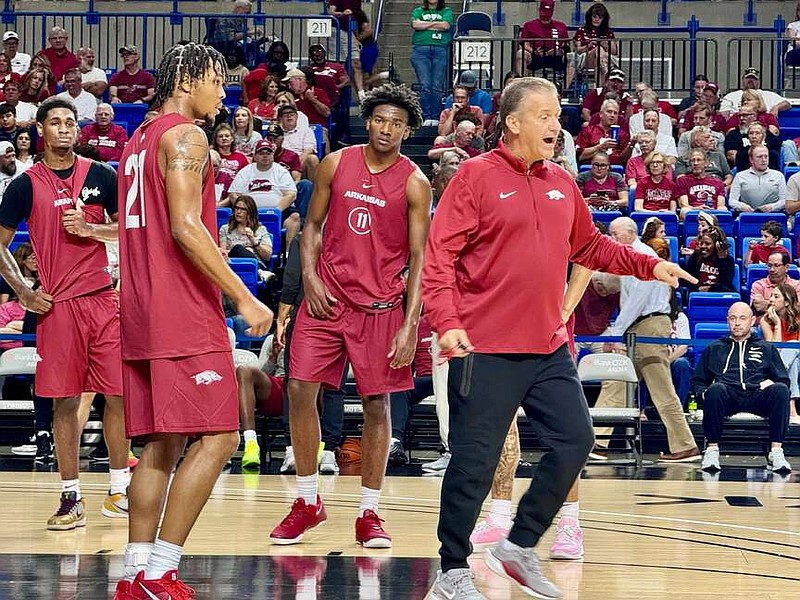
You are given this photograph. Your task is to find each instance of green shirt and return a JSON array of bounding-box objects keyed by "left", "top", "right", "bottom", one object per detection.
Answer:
[{"left": 411, "top": 6, "right": 454, "bottom": 47}]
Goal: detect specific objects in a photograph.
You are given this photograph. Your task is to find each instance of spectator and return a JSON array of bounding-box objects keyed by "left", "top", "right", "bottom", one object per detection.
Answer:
[
  {"left": 443, "top": 70, "right": 492, "bottom": 118},
  {"left": 573, "top": 270, "right": 621, "bottom": 355},
  {"left": 223, "top": 46, "right": 250, "bottom": 87},
  {"left": 680, "top": 210, "right": 722, "bottom": 256},
  {"left": 277, "top": 103, "right": 319, "bottom": 180},
  {"left": 437, "top": 84, "right": 484, "bottom": 137},
  {"left": 428, "top": 119, "right": 481, "bottom": 161},
  {"left": 76, "top": 47, "right": 107, "bottom": 100},
  {"left": 674, "top": 126, "right": 732, "bottom": 186},
  {"left": 570, "top": 1, "right": 617, "bottom": 87},
  {"left": 265, "top": 122, "right": 313, "bottom": 219},
  {"left": 675, "top": 149, "right": 727, "bottom": 218},
  {"left": 306, "top": 43, "right": 350, "bottom": 108},
  {"left": 517, "top": 0, "right": 569, "bottom": 78},
  {"left": 720, "top": 67, "right": 791, "bottom": 118},
  {"left": 262, "top": 40, "right": 290, "bottom": 80},
  {"left": 409, "top": 0, "right": 452, "bottom": 126},
  {"left": 786, "top": 1, "right": 800, "bottom": 67},
  {"left": 350, "top": 11, "right": 384, "bottom": 103},
  {"left": 0, "top": 140, "right": 25, "bottom": 195},
  {"left": 694, "top": 302, "right": 791, "bottom": 473},
  {"left": 19, "top": 68, "right": 49, "bottom": 104},
  {"left": 686, "top": 229, "right": 736, "bottom": 293},
  {"left": 760, "top": 282, "right": 800, "bottom": 425},
  {"left": 39, "top": 26, "right": 78, "bottom": 83},
  {"left": 78, "top": 103, "right": 128, "bottom": 163},
  {"left": 219, "top": 192, "right": 273, "bottom": 269},
  {"left": 677, "top": 74, "right": 709, "bottom": 115},
  {"left": 727, "top": 89, "right": 780, "bottom": 135},
  {"left": 679, "top": 83, "right": 726, "bottom": 134},
  {"left": 210, "top": 0, "right": 263, "bottom": 56},
  {"left": 212, "top": 122, "right": 250, "bottom": 204},
  {"left": 626, "top": 130, "right": 665, "bottom": 186},
  {"left": 109, "top": 46, "right": 155, "bottom": 104},
  {"left": 576, "top": 98, "right": 632, "bottom": 166},
  {"left": 228, "top": 138, "right": 300, "bottom": 245},
  {"left": 629, "top": 87, "right": 676, "bottom": 134},
  {"left": 631, "top": 108, "right": 677, "bottom": 164},
  {"left": 576, "top": 151, "right": 627, "bottom": 212},
  {"left": 29, "top": 53, "right": 57, "bottom": 96},
  {"left": 729, "top": 145, "right": 786, "bottom": 213},
  {"left": 640, "top": 216, "right": 666, "bottom": 247},
  {"left": 283, "top": 67, "right": 332, "bottom": 128},
  {"left": 3, "top": 31, "right": 29, "bottom": 75},
  {"left": 785, "top": 168, "right": 800, "bottom": 220},
  {"left": 55, "top": 68, "right": 96, "bottom": 122},
  {"left": 677, "top": 103, "right": 724, "bottom": 157},
  {"left": 232, "top": 106, "right": 262, "bottom": 158},
  {"left": 551, "top": 128, "right": 577, "bottom": 177},
  {"left": 247, "top": 74, "right": 281, "bottom": 120},
  {"left": 750, "top": 251, "right": 800, "bottom": 315},
  {"left": 580, "top": 68, "right": 631, "bottom": 124},
  {"left": 13, "top": 129, "right": 32, "bottom": 167},
  {"left": 0, "top": 103, "right": 20, "bottom": 144},
  {"left": 731, "top": 122, "right": 781, "bottom": 172},
  {"left": 744, "top": 220, "right": 790, "bottom": 267},
  {"left": 0, "top": 242, "right": 36, "bottom": 304},
  {"left": 0, "top": 53, "right": 20, "bottom": 100},
  {"left": 634, "top": 151, "right": 676, "bottom": 213},
  {"left": 2, "top": 80, "right": 34, "bottom": 128}
]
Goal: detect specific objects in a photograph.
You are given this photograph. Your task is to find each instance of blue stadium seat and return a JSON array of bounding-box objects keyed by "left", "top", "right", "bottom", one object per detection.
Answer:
[
  {"left": 114, "top": 121, "right": 128, "bottom": 135},
  {"left": 630, "top": 211, "right": 678, "bottom": 236},
  {"left": 666, "top": 235, "right": 678, "bottom": 261},
  {"left": 16, "top": 220, "right": 27, "bottom": 232},
  {"left": 589, "top": 210, "right": 622, "bottom": 231},
  {"left": 693, "top": 321, "right": 730, "bottom": 340},
  {"left": 113, "top": 104, "right": 149, "bottom": 135},
  {"left": 733, "top": 263, "right": 740, "bottom": 289},
  {"left": 257, "top": 207, "right": 282, "bottom": 259},
  {"left": 745, "top": 264, "right": 800, "bottom": 291},
  {"left": 610, "top": 165, "right": 623, "bottom": 176},
  {"left": 683, "top": 210, "right": 734, "bottom": 237},
  {"left": 740, "top": 237, "right": 792, "bottom": 261},
  {"left": 310, "top": 124, "right": 325, "bottom": 158},
  {"left": 727, "top": 236, "right": 737, "bottom": 261},
  {"left": 687, "top": 292, "right": 741, "bottom": 328},
  {"left": 9, "top": 231, "right": 29, "bottom": 251},
  {"left": 229, "top": 257, "right": 259, "bottom": 295},
  {"left": 736, "top": 213, "right": 788, "bottom": 238},
  {"left": 785, "top": 165, "right": 800, "bottom": 181},
  {"left": 217, "top": 207, "right": 232, "bottom": 232},
  {"left": 225, "top": 86, "right": 243, "bottom": 107},
  {"left": 579, "top": 164, "right": 590, "bottom": 173}
]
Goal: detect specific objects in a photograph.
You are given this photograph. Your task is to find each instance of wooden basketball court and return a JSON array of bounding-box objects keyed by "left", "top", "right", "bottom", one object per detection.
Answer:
[{"left": 1, "top": 462, "right": 798, "bottom": 599}]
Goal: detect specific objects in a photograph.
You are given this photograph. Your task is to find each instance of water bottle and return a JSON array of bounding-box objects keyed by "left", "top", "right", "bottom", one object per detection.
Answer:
[
  {"left": 687, "top": 392, "right": 698, "bottom": 421},
  {"left": 552, "top": 28, "right": 559, "bottom": 54}
]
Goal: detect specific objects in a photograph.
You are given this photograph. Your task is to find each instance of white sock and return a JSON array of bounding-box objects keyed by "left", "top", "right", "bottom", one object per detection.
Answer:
[
  {"left": 123, "top": 542, "right": 153, "bottom": 581},
  {"left": 109, "top": 468, "right": 131, "bottom": 496},
  {"left": 359, "top": 486, "right": 381, "bottom": 517},
  {"left": 144, "top": 539, "right": 183, "bottom": 580},
  {"left": 243, "top": 430, "right": 257, "bottom": 443},
  {"left": 488, "top": 499, "right": 513, "bottom": 528},
  {"left": 62, "top": 479, "right": 81, "bottom": 500},
  {"left": 560, "top": 501, "right": 580, "bottom": 524},
  {"left": 296, "top": 474, "right": 318, "bottom": 505},
  {"left": 37, "top": 429, "right": 49, "bottom": 436}
]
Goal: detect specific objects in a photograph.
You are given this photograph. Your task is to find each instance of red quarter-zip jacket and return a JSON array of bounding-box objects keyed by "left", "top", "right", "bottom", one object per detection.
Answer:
[{"left": 423, "top": 140, "right": 660, "bottom": 354}]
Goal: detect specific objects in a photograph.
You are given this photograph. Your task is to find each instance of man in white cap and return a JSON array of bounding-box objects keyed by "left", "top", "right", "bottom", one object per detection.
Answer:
[
  {"left": 283, "top": 67, "right": 332, "bottom": 128},
  {"left": 0, "top": 140, "right": 27, "bottom": 195},
  {"left": 3, "top": 31, "right": 29, "bottom": 75}
]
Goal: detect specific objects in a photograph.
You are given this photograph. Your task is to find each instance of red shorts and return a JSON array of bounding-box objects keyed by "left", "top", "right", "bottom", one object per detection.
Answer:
[
  {"left": 36, "top": 289, "right": 122, "bottom": 398},
  {"left": 290, "top": 301, "right": 412, "bottom": 396},
  {"left": 123, "top": 350, "right": 238, "bottom": 437},
  {"left": 261, "top": 374, "right": 284, "bottom": 416}
]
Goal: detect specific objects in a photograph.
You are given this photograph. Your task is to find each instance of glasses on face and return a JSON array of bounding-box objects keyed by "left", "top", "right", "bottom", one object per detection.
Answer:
[
  {"left": 591, "top": 163, "right": 609, "bottom": 168},
  {"left": 234, "top": 206, "right": 247, "bottom": 212}
]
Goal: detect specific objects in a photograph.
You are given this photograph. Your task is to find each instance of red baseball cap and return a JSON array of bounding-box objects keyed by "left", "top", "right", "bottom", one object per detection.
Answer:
[{"left": 255, "top": 139, "right": 276, "bottom": 153}]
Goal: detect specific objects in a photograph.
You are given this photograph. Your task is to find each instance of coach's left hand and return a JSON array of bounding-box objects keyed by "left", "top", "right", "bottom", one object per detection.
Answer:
[
  {"left": 388, "top": 323, "right": 417, "bottom": 369},
  {"left": 653, "top": 261, "right": 698, "bottom": 288}
]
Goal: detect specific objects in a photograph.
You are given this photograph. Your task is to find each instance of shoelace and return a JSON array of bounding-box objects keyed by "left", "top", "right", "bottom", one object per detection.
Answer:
[
  {"left": 361, "top": 512, "right": 386, "bottom": 532},
  {"left": 55, "top": 496, "right": 79, "bottom": 516},
  {"left": 281, "top": 500, "right": 314, "bottom": 527},
  {"left": 450, "top": 572, "right": 479, "bottom": 594},
  {"left": 556, "top": 525, "right": 578, "bottom": 539}
]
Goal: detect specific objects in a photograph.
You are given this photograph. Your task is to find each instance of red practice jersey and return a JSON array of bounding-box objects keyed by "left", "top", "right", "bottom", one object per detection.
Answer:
[
  {"left": 118, "top": 113, "right": 230, "bottom": 360},
  {"left": 318, "top": 145, "right": 416, "bottom": 311}
]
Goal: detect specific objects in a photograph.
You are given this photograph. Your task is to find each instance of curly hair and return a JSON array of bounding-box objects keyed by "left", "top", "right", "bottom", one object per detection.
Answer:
[{"left": 359, "top": 83, "right": 423, "bottom": 132}]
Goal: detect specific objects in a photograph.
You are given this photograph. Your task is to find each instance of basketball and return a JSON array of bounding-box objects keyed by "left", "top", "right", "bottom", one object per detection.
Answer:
[{"left": 336, "top": 437, "right": 362, "bottom": 465}]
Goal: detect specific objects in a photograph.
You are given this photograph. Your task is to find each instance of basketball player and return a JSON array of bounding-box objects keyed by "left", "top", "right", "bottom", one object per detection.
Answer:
[
  {"left": 270, "top": 83, "right": 431, "bottom": 548},
  {"left": 0, "top": 97, "right": 130, "bottom": 531},
  {"left": 113, "top": 43, "right": 273, "bottom": 599},
  {"left": 424, "top": 77, "right": 696, "bottom": 599}
]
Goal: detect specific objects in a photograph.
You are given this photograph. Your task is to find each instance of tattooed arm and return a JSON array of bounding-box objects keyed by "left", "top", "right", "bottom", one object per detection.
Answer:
[
  {"left": 161, "top": 122, "right": 273, "bottom": 335},
  {"left": 490, "top": 420, "right": 520, "bottom": 502}
]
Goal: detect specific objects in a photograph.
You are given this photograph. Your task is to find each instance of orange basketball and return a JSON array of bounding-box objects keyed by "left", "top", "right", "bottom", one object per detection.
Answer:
[{"left": 337, "top": 437, "right": 362, "bottom": 465}]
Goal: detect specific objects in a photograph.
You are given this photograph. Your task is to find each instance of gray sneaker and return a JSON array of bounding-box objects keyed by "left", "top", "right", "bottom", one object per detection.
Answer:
[
  {"left": 485, "top": 541, "right": 561, "bottom": 599},
  {"left": 430, "top": 569, "right": 487, "bottom": 600},
  {"left": 768, "top": 448, "right": 792, "bottom": 473},
  {"left": 280, "top": 446, "right": 296, "bottom": 474},
  {"left": 701, "top": 447, "right": 721, "bottom": 472},
  {"left": 422, "top": 452, "right": 451, "bottom": 473}
]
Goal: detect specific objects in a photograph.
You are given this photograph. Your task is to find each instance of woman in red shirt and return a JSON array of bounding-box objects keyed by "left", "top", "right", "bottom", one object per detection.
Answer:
[
  {"left": 212, "top": 123, "right": 250, "bottom": 206},
  {"left": 634, "top": 151, "right": 676, "bottom": 212},
  {"left": 247, "top": 75, "right": 281, "bottom": 121},
  {"left": 571, "top": 2, "right": 617, "bottom": 84},
  {"left": 19, "top": 68, "right": 50, "bottom": 104}
]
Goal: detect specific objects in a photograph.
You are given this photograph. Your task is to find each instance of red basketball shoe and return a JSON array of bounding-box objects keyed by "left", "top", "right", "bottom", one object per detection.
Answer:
[
  {"left": 270, "top": 496, "right": 327, "bottom": 544},
  {"left": 134, "top": 569, "right": 196, "bottom": 599},
  {"left": 355, "top": 509, "right": 392, "bottom": 548},
  {"left": 112, "top": 579, "right": 141, "bottom": 600}
]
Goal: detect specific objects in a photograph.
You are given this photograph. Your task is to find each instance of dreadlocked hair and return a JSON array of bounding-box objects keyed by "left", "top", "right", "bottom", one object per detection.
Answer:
[
  {"left": 152, "top": 42, "right": 227, "bottom": 110},
  {"left": 359, "top": 83, "right": 423, "bottom": 133}
]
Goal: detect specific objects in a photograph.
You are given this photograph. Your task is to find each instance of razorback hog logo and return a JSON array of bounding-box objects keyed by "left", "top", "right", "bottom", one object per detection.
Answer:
[{"left": 192, "top": 370, "right": 223, "bottom": 385}]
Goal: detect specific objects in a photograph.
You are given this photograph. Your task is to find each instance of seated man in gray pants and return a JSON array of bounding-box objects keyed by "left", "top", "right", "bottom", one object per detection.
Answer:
[{"left": 692, "top": 301, "right": 792, "bottom": 472}]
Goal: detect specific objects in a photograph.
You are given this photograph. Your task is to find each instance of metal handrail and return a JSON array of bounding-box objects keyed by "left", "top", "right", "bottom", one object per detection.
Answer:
[{"left": 374, "top": 0, "right": 386, "bottom": 42}]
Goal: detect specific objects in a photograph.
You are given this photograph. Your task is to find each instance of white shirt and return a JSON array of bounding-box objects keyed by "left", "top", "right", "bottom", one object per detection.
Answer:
[
  {"left": 609, "top": 239, "right": 672, "bottom": 336},
  {"left": 228, "top": 162, "right": 297, "bottom": 208},
  {"left": 629, "top": 111, "right": 672, "bottom": 138},
  {"left": 677, "top": 129, "right": 724, "bottom": 158},
  {"left": 0, "top": 159, "right": 27, "bottom": 195},
  {"left": 81, "top": 67, "right": 108, "bottom": 85},
  {"left": 11, "top": 101, "right": 36, "bottom": 124},
  {"left": 720, "top": 89, "right": 787, "bottom": 114},
  {"left": 8, "top": 52, "right": 30, "bottom": 75},
  {"left": 55, "top": 90, "right": 98, "bottom": 121},
  {"left": 632, "top": 133, "right": 677, "bottom": 159},
  {"left": 282, "top": 121, "right": 317, "bottom": 156},
  {"left": 787, "top": 20, "right": 800, "bottom": 53}
]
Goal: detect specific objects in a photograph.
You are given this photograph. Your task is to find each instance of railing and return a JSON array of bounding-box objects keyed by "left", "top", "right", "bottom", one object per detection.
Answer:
[{"left": 4, "top": 12, "right": 346, "bottom": 70}]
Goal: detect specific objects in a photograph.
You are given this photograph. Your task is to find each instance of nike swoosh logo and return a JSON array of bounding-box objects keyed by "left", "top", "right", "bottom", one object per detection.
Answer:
[
  {"left": 57, "top": 189, "right": 69, "bottom": 194},
  {"left": 499, "top": 191, "right": 517, "bottom": 199},
  {"left": 362, "top": 184, "right": 374, "bottom": 189},
  {"left": 140, "top": 586, "right": 162, "bottom": 600}
]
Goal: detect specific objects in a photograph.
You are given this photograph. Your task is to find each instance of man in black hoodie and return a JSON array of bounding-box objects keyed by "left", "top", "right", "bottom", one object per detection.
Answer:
[{"left": 692, "top": 302, "right": 791, "bottom": 472}]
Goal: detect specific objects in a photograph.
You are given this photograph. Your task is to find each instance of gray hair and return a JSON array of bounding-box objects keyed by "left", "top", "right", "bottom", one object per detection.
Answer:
[
  {"left": 499, "top": 77, "right": 558, "bottom": 134},
  {"left": 600, "top": 98, "right": 620, "bottom": 112},
  {"left": 96, "top": 102, "right": 114, "bottom": 117},
  {"left": 689, "top": 125, "right": 711, "bottom": 147},
  {"left": 610, "top": 216, "right": 638, "bottom": 236}
]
